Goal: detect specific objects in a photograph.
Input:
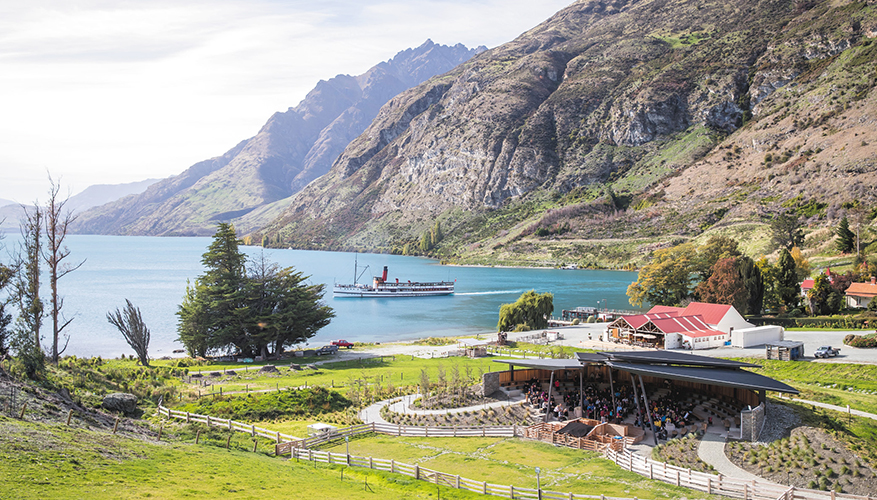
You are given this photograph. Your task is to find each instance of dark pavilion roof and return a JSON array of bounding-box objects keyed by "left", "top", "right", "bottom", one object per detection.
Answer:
[
  {"left": 592, "top": 350, "right": 761, "bottom": 369},
  {"left": 604, "top": 361, "right": 799, "bottom": 394},
  {"left": 491, "top": 349, "right": 798, "bottom": 394},
  {"left": 492, "top": 358, "right": 584, "bottom": 371}
]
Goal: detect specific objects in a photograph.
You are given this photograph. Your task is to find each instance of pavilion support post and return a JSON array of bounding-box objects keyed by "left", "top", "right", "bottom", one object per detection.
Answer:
[
  {"left": 630, "top": 373, "right": 644, "bottom": 431},
  {"left": 757, "top": 389, "right": 766, "bottom": 405},
  {"left": 608, "top": 369, "right": 617, "bottom": 420},
  {"left": 579, "top": 367, "right": 584, "bottom": 412},
  {"left": 545, "top": 371, "right": 555, "bottom": 423},
  {"left": 638, "top": 375, "right": 658, "bottom": 445}
]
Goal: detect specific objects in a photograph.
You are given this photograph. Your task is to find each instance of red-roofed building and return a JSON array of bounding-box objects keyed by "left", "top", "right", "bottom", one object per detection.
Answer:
[
  {"left": 606, "top": 302, "right": 754, "bottom": 350},
  {"left": 845, "top": 277, "right": 877, "bottom": 309}
]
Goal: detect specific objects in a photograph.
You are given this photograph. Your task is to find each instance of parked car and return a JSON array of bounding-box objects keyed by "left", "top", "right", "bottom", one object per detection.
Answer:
[
  {"left": 315, "top": 345, "right": 339, "bottom": 356},
  {"left": 814, "top": 346, "right": 840, "bottom": 358},
  {"left": 331, "top": 339, "right": 354, "bottom": 349}
]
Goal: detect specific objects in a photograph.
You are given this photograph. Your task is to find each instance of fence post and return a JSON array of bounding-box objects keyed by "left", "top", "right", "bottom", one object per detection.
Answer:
[
  {"left": 251, "top": 424, "right": 255, "bottom": 437},
  {"left": 483, "top": 481, "right": 487, "bottom": 494},
  {"left": 228, "top": 419, "right": 232, "bottom": 431},
  {"left": 456, "top": 475, "right": 460, "bottom": 489},
  {"left": 276, "top": 431, "right": 280, "bottom": 443},
  {"left": 391, "top": 459, "right": 395, "bottom": 473},
  {"left": 66, "top": 409, "right": 73, "bottom": 426},
  {"left": 743, "top": 483, "right": 748, "bottom": 500},
  {"left": 369, "top": 457, "right": 373, "bottom": 469},
  {"left": 186, "top": 411, "right": 190, "bottom": 423},
  {"left": 510, "top": 484, "right": 514, "bottom": 499},
  {"left": 707, "top": 476, "right": 711, "bottom": 495},
  {"left": 415, "top": 465, "right": 420, "bottom": 480},
  {"left": 649, "top": 463, "right": 653, "bottom": 479}
]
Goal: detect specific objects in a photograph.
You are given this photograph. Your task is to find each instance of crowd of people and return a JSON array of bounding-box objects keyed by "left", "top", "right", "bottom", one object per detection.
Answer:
[{"left": 523, "top": 376, "right": 637, "bottom": 423}]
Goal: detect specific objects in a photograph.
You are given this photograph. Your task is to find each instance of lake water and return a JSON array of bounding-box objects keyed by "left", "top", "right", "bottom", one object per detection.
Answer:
[{"left": 0, "top": 235, "right": 639, "bottom": 358}]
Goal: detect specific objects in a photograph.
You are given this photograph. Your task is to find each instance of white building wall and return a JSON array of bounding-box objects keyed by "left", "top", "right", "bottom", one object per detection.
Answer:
[
  {"left": 713, "top": 307, "right": 754, "bottom": 334},
  {"left": 681, "top": 333, "right": 729, "bottom": 350},
  {"left": 664, "top": 332, "right": 682, "bottom": 349},
  {"left": 731, "top": 325, "right": 784, "bottom": 348}
]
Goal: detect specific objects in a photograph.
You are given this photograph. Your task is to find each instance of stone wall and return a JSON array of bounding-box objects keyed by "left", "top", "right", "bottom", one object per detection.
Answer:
[
  {"left": 740, "top": 403, "right": 765, "bottom": 441},
  {"left": 482, "top": 371, "right": 500, "bottom": 397}
]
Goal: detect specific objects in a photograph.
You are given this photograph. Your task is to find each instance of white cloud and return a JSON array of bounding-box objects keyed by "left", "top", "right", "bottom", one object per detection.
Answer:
[{"left": 0, "top": 0, "right": 571, "bottom": 203}]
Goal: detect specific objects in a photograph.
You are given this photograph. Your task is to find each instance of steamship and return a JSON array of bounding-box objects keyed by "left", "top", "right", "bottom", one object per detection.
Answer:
[{"left": 333, "top": 264, "right": 455, "bottom": 298}]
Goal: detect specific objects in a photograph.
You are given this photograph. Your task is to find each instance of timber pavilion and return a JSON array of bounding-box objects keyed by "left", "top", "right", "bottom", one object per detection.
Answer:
[{"left": 491, "top": 350, "right": 798, "bottom": 443}]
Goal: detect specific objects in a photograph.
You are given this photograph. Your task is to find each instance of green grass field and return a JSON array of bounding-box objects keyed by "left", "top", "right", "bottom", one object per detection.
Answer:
[
  {"left": 734, "top": 358, "right": 877, "bottom": 415},
  {"left": 0, "top": 417, "right": 491, "bottom": 500},
  {"left": 317, "top": 434, "right": 711, "bottom": 499}
]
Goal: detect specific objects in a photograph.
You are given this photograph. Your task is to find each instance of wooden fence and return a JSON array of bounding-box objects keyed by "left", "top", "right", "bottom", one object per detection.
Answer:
[
  {"left": 287, "top": 446, "right": 649, "bottom": 500},
  {"left": 276, "top": 421, "right": 520, "bottom": 456},
  {"left": 605, "top": 448, "right": 874, "bottom": 500},
  {"left": 157, "top": 405, "right": 298, "bottom": 443},
  {"left": 158, "top": 405, "right": 874, "bottom": 500}
]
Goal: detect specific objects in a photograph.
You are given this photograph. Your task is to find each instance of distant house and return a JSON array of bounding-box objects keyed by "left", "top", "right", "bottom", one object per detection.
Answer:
[
  {"left": 801, "top": 268, "right": 832, "bottom": 297},
  {"left": 604, "top": 302, "right": 753, "bottom": 350},
  {"left": 845, "top": 277, "right": 877, "bottom": 309}
]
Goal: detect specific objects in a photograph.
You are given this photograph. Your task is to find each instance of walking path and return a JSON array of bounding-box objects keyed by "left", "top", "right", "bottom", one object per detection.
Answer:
[
  {"left": 782, "top": 396, "right": 877, "bottom": 421},
  {"left": 697, "top": 431, "right": 773, "bottom": 484},
  {"left": 360, "top": 393, "right": 525, "bottom": 424}
]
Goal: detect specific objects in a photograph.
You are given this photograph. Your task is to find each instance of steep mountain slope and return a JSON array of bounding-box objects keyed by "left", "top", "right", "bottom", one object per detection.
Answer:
[
  {"left": 73, "top": 40, "right": 483, "bottom": 236},
  {"left": 259, "top": 0, "right": 877, "bottom": 266}
]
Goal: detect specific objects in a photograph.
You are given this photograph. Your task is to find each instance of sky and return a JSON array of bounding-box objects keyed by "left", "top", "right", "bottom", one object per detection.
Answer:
[{"left": 0, "top": 0, "right": 573, "bottom": 204}]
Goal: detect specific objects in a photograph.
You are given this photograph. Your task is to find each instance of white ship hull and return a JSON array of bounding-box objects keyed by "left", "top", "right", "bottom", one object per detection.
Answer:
[{"left": 333, "top": 283, "right": 454, "bottom": 298}]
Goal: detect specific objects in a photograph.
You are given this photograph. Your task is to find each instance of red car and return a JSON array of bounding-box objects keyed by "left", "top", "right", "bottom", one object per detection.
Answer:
[{"left": 331, "top": 340, "right": 354, "bottom": 349}]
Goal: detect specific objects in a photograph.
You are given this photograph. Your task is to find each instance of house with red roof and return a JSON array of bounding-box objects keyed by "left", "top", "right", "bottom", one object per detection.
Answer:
[{"left": 604, "top": 302, "right": 754, "bottom": 350}]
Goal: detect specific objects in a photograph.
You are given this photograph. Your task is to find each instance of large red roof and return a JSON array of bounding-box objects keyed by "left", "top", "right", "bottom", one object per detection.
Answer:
[
  {"left": 680, "top": 302, "right": 733, "bottom": 325},
  {"left": 647, "top": 305, "right": 685, "bottom": 315},
  {"left": 617, "top": 312, "right": 680, "bottom": 329}
]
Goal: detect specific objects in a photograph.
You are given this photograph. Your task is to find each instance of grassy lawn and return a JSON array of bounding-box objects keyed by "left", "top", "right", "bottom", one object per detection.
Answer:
[
  {"left": 0, "top": 417, "right": 489, "bottom": 500},
  {"left": 317, "top": 434, "right": 717, "bottom": 499},
  {"left": 733, "top": 358, "right": 877, "bottom": 415},
  {"left": 173, "top": 356, "right": 502, "bottom": 399}
]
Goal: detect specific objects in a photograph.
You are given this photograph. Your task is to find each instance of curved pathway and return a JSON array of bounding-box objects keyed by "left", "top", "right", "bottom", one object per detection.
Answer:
[
  {"left": 783, "top": 396, "right": 877, "bottom": 421},
  {"left": 360, "top": 393, "right": 525, "bottom": 424},
  {"left": 697, "top": 431, "right": 774, "bottom": 484}
]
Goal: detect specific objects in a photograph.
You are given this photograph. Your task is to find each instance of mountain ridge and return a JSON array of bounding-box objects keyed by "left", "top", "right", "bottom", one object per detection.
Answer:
[
  {"left": 256, "top": 0, "right": 877, "bottom": 266},
  {"left": 72, "top": 40, "right": 484, "bottom": 236}
]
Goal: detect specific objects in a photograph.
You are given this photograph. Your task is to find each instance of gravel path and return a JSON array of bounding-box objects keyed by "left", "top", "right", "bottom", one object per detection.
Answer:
[{"left": 360, "top": 393, "right": 525, "bottom": 424}]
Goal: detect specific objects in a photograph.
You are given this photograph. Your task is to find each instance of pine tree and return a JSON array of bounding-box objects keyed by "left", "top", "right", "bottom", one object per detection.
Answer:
[
  {"left": 776, "top": 248, "right": 800, "bottom": 311},
  {"left": 835, "top": 216, "right": 855, "bottom": 254}
]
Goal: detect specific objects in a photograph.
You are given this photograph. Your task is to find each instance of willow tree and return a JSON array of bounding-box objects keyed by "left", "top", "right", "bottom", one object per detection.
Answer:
[{"left": 497, "top": 290, "right": 554, "bottom": 331}]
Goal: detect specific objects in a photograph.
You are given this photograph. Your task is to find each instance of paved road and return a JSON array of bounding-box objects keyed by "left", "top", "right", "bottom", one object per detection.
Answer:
[{"left": 541, "top": 324, "right": 877, "bottom": 364}]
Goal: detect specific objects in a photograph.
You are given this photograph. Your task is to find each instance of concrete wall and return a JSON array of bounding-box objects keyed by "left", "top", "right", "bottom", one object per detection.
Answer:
[
  {"left": 740, "top": 403, "right": 765, "bottom": 441},
  {"left": 482, "top": 371, "right": 500, "bottom": 397}
]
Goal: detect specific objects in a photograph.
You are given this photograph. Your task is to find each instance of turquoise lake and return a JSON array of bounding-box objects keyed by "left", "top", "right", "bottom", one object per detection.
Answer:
[{"left": 0, "top": 235, "right": 639, "bottom": 358}]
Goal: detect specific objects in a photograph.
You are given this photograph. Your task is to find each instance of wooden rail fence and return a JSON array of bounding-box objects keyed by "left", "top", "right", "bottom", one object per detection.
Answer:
[
  {"left": 287, "top": 447, "right": 648, "bottom": 500},
  {"left": 605, "top": 449, "right": 874, "bottom": 500},
  {"left": 158, "top": 405, "right": 873, "bottom": 500}
]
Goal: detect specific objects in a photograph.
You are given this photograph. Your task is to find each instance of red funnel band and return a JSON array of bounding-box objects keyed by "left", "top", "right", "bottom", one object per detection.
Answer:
[{"left": 382, "top": 266, "right": 388, "bottom": 282}]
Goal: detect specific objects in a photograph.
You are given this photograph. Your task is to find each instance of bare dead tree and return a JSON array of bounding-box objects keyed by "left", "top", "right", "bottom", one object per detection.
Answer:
[
  {"left": 42, "top": 175, "right": 85, "bottom": 364},
  {"left": 107, "top": 299, "right": 151, "bottom": 367}
]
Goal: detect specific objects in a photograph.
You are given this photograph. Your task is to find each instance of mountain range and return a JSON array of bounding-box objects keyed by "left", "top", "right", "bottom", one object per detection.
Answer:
[
  {"left": 72, "top": 40, "right": 484, "bottom": 236},
  {"left": 0, "top": 179, "right": 159, "bottom": 234},
  {"left": 253, "top": 0, "right": 877, "bottom": 266},
  {"left": 72, "top": 0, "right": 877, "bottom": 269}
]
